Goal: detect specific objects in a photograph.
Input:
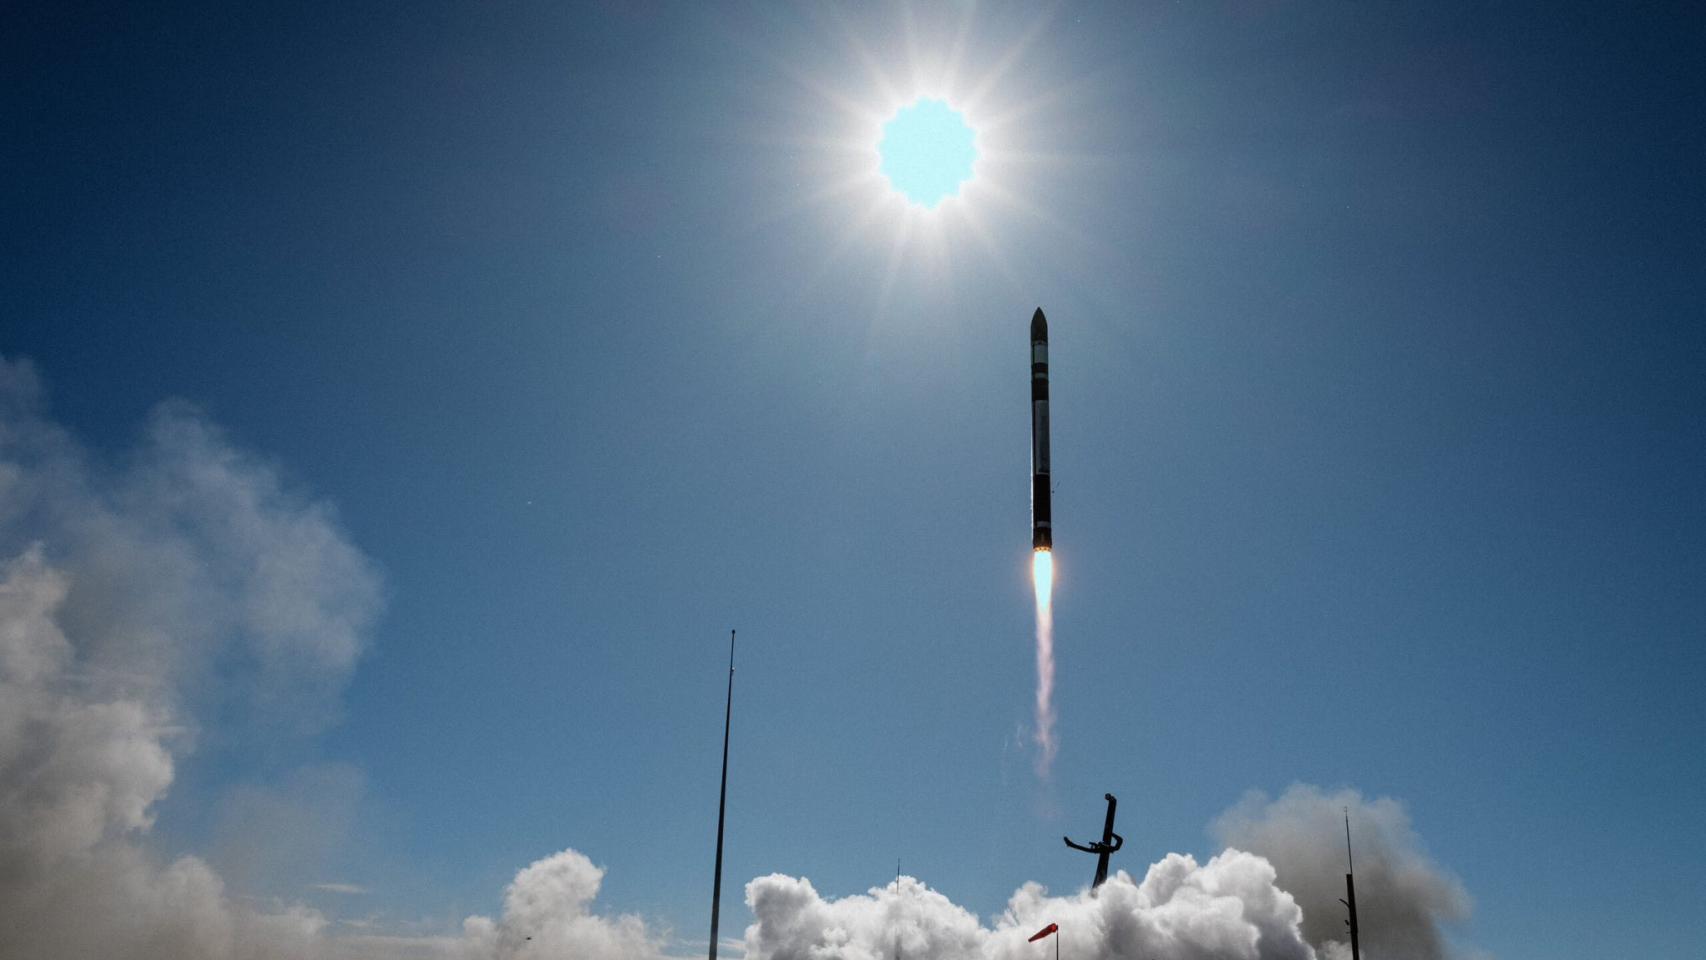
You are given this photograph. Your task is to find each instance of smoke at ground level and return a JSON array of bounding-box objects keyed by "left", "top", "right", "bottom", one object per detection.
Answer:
[{"left": 740, "top": 783, "right": 1471, "bottom": 960}]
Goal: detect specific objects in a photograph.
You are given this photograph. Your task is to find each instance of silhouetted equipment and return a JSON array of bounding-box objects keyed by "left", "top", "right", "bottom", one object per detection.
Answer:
[
  {"left": 1337, "top": 809, "right": 1362, "bottom": 960},
  {"left": 707, "top": 631, "right": 736, "bottom": 960},
  {"left": 1063, "top": 793, "right": 1123, "bottom": 890}
]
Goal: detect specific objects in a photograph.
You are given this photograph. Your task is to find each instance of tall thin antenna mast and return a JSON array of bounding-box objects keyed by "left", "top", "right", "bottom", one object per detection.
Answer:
[
  {"left": 1344, "top": 808, "right": 1355, "bottom": 873},
  {"left": 1338, "top": 807, "right": 1362, "bottom": 960},
  {"left": 708, "top": 631, "right": 735, "bottom": 960}
]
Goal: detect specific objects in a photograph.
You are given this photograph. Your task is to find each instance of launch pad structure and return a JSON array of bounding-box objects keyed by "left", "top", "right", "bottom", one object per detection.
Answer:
[{"left": 1064, "top": 793, "right": 1123, "bottom": 890}]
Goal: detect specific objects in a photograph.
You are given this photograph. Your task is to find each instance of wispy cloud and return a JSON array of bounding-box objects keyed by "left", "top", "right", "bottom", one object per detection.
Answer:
[{"left": 311, "top": 883, "right": 369, "bottom": 895}]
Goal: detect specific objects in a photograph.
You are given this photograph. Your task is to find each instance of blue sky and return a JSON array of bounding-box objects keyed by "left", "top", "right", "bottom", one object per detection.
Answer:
[{"left": 3, "top": 2, "right": 1703, "bottom": 958}]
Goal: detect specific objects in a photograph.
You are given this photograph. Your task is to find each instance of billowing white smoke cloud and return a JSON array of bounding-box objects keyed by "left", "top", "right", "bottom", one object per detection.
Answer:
[
  {"left": 742, "top": 789, "right": 1480, "bottom": 960},
  {"left": 322, "top": 849, "right": 668, "bottom": 960},
  {"left": 745, "top": 851, "right": 1315, "bottom": 960},
  {"left": 0, "top": 355, "right": 668, "bottom": 960},
  {"left": 1212, "top": 785, "right": 1472, "bottom": 960},
  {"left": 0, "top": 355, "right": 380, "bottom": 957},
  {"left": 452, "top": 849, "right": 665, "bottom": 960}
]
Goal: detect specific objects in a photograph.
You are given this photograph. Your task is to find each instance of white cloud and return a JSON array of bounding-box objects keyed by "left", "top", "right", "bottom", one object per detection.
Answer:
[
  {"left": 456, "top": 849, "right": 667, "bottom": 960},
  {"left": 743, "top": 849, "right": 1317, "bottom": 960},
  {"left": 736, "top": 789, "right": 1484, "bottom": 960},
  {"left": 312, "top": 884, "right": 370, "bottom": 896}
]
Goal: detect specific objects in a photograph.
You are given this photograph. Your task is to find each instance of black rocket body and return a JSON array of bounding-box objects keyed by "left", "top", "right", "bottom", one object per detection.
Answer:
[{"left": 1031, "top": 308, "right": 1052, "bottom": 551}]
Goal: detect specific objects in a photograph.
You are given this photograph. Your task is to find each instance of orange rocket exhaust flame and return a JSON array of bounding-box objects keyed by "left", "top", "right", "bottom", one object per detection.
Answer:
[{"left": 1032, "top": 548, "right": 1056, "bottom": 777}]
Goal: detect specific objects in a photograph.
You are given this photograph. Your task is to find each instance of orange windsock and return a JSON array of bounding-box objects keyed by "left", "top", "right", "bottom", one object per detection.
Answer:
[{"left": 1028, "top": 922, "right": 1059, "bottom": 942}]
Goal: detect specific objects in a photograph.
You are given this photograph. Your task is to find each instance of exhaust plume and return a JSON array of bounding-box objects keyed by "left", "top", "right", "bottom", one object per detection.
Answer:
[{"left": 1030, "top": 549, "right": 1056, "bottom": 777}]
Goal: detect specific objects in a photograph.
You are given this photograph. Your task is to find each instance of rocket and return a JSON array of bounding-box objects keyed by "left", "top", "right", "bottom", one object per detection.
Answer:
[{"left": 1030, "top": 307, "right": 1051, "bottom": 551}]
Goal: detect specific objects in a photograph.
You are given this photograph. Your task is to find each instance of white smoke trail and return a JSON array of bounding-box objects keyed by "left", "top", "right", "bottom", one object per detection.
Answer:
[{"left": 1031, "top": 550, "right": 1056, "bottom": 777}]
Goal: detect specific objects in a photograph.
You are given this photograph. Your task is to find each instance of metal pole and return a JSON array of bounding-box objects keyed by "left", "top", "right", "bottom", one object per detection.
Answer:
[
  {"left": 708, "top": 631, "right": 735, "bottom": 960},
  {"left": 1344, "top": 808, "right": 1355, "bottom": 874},
  {"left": 1342, "top": 809, "right": 1361, "bottom": 960}
]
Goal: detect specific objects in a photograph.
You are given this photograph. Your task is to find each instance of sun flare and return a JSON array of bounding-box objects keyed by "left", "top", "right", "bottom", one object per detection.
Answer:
[
  {"left": 877, "top": 98, "right": 977, "bottom": 208},
  {"left": 732, "top": 2, "right": 1092, "bottom": 305}
]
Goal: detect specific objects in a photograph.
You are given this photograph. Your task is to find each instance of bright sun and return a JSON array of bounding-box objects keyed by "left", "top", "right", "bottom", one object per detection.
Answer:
[
  {"left": 877, "top": 98, "right": 977, "bottom": 208},
  {"left": 742, "top": 4, "right": 1085, "bottom": 299}
]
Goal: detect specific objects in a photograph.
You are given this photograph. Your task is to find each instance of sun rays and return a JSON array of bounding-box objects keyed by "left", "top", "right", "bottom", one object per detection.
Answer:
[{"left": 720, "top": 2, "right": 1094, "bottom": 309}]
